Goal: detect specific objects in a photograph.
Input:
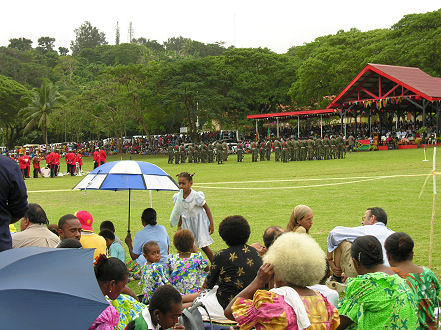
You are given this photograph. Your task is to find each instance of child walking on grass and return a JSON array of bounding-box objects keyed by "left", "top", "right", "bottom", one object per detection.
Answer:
[
  {"left": 169, "top": 229, "right": 209, "bottom": 295},
  {"left": 173, "top": 172, "right": 215, "bottom": 262},
  {"left": 138, "top": 241, "right": 169, "bottom": 304}
]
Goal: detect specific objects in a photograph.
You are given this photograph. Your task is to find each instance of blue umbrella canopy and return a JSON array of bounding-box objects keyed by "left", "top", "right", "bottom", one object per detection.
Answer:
[
  {"left": 0, "top": 247, "right": 109, "bottom": 330},
  {"left": 73, "top": 160, "right": 179, "bottom": 191}
]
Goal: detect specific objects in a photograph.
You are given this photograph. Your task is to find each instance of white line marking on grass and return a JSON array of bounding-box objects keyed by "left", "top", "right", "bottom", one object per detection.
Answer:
[
  {"left": 28, "top": 173, "right": 429, "bottom": 192},
  {"left": 193, "top": 173, "right": 429, "bottom": 190},
  {"left": 28, "top": 189, "right": 74, "bottom": 193}
]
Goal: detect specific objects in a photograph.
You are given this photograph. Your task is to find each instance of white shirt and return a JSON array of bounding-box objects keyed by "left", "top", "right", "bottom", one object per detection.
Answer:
[
  {"left": 141, "top": 308, "right": 160, "bottom": 330},
  {"left": 327, "top": 222, "right": 394, "bottom": 266},
  {"left": 308, "top": 284, "right": 339, "bottom": 307}
]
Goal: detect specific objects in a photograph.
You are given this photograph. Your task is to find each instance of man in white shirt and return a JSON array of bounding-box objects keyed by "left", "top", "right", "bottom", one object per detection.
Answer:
[{"left": 327, "top": 207, "right": 394, "bottom": 280}]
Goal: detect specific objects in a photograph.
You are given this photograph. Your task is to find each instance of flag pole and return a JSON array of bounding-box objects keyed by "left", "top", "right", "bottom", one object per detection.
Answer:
[{"left": 429, "top": 147, "right": 436, "bottom": 268}]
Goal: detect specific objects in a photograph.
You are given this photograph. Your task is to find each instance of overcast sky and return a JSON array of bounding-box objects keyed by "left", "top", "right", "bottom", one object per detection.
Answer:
[{"left": 1, "top": 0, "right": 439, "bottom": 54}]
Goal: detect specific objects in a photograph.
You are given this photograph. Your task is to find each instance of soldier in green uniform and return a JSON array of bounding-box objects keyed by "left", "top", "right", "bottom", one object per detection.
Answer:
[
  {"left": 187, "top": 144, "right": 194, "bottom": 163},
  {"left": 167, "top": 145, "right": 174, "bottom": 164},
  {"left": 200, "top": 143, "right": 207, "bottom": 163},
  {"left": 298, "top": 139, "right": 305, "bottom": 161},
  {"left": 251, "top": 141, "right": 258, "bottom": 162},
  {"left": 281, "top": 139, "right": 288, "bottom": 163},
  {"left": 222, "top": 141, "right": 228, "bottom": 161},
  {"left": 174, "top": 145, "right": 180, "bottom": 164},
  {"left": 207, "top": 143, "right": 214, "bottom": 163},
  {"left": 274, "top": 139, "right": 281, "bottom": 161},
  {"left": 179, "top": 144, "right": 186, "bottom": 163},
  {"left": 293, "top": 139, "right": 300, "bottom": 161},
  {"left": 337, "top": 135, "right": 345, "bottom": 159},
  {"left": 265, "top": 140, "right": 271, "bottom": 161},
  {"left": 323, "top": 138, "right": 330, "bottom": 160},
  {"left": 237, "top": 143, "right": 244, "bottom": 162},
  {"left": 259, "top": 141, "right": 266, "bottom": 161},
  {"left": 216, "top": 141, "right": 223, "bottom": 164},
  {"left": 192, "top": 144, "right": 199, "bottom": 163},
  {"left": 330, "top": 137, "right": 337, "bottom": 159},
  {"left": 316, "top": 138, "right": 323, "bottom": 160},
  {"left": 307, "top": 139, "right": 314, "bottom": 160}
]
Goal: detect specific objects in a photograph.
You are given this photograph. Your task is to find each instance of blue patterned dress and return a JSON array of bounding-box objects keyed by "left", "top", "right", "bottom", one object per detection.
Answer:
[
  {"left": 168, "top": 253, "right": 208, "bottom": 295},
  {"left": 139, "top": 262, "right": 169, "bottom": 303}
]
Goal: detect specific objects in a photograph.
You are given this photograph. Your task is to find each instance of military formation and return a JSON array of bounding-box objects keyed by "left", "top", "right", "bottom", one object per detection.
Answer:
[
  {"left": 168, "top": 141, "right": 230, "bottom": 165},
  {"left": 168, "top": 136, "right": 346, "bottom": 164}
]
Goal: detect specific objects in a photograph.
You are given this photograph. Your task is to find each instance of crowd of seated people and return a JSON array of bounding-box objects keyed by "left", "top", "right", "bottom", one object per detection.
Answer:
[{"left": 4, "top": 198, "right": 441, "bottom": 329}]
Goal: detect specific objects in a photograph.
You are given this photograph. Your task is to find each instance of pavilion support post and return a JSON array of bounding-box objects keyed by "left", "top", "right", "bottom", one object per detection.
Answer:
[
  {"left": 423, "top": 99, "right": 427, "bottom": 127},
  {"left": 354, "top": 111, "right": 358, "bottom": 138},
  {"left": 255, "top": 120, "right": 258, "bottom": 140},
  {"left": 340, "top": 113, "right": 344, "bottom": 135},
  {"left": 297, "top": 116, "right": 300, "bottom": 138},
  {"left": 276, "top": 118, "right": 279, "bottom": 138},
  {"left": 368, "top": 109, "right": 371, "bottom": 137},
  {"left": 320, "top": 115, "right": 323, "bottom": 138}
]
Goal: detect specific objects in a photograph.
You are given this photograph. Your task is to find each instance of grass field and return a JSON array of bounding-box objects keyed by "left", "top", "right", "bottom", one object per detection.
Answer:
[{"left": 24, "top": 148, "right": 441, "bottom": 284}]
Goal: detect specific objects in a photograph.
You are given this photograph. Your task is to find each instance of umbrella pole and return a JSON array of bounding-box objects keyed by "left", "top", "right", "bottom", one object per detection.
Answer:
[
  {"left": 128, "top": 189, "right": 131, "bottom": 234},
  {"left": 149, "top": 190, "right": 153, "bottom": 208}
]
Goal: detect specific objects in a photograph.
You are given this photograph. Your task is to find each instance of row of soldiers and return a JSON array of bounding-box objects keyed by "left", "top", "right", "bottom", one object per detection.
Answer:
[
  {"left": 248, "top": 136, "right": 346, "bottom": 162},
  {"left": 168, "top": 142, "right": 230, "bottom": 164}
]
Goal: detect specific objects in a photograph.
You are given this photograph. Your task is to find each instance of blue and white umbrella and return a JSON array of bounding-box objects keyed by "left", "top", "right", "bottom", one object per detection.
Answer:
[{"left": 73, "top": 160, "right": 178, "bottom": 231}]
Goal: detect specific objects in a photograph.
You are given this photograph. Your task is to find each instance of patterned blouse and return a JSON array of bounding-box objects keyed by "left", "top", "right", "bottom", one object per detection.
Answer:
[
  {"left": 232, "top": 289, "right": 340, "bottom": 329},
  {"left": 168, "top": 253, "right": 208, "bottom": 295},
  {"left": 110, "top": 294, "right": 146, "bottom": 330},
  {"left": 139, "top": 263, "right": 169, "bottom": 304},
  {"left": 205, "top": 244, "right": 262, "bottom": 309},
  {"left": 391, "top": 266, "right": 441, "bottom": 329},
  {"left": 338, "top": 272, "right": 418, "bottom": 329}
]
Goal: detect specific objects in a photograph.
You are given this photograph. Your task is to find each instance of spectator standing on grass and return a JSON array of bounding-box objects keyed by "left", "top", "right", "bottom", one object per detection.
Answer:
[
  {"left": 174, "top": 172, "right": 215, "bottom": 262},
  {"left": 12, "top": 203, "right": 60, "bottom": 248},
  {"left": 77, "top": 210, "right": 107, "bottom": 259},
  {"left": 0, "top": 155, "right": 28, "bottom": 252}
]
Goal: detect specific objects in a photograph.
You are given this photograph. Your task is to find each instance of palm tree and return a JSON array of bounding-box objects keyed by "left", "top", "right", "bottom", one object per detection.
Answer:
[{"left": 20, "top": 80, "right": 64, "bottom": 150}]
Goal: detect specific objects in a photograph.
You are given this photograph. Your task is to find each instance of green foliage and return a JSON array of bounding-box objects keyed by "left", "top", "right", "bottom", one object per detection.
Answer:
[
  {"left": 0, "top": 75, "right": 29, "bottom": 148},
  {"left": 8, "top": 37, "right": 32, "bottom": 51},
  {"left": 19, "top": 80, "right": 64, "bottom": 147},
  {"left": 37, "top": 37, "right": 55, "bottom": 54},
  {"left": 58, "top": 47, "right": 69, "bottom": 56},
  {"left": 70, "top": 21, "right": 107, "bottom": 55}
]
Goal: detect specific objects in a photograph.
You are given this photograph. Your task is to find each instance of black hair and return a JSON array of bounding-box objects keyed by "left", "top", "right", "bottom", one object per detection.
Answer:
[
  {"left": 58, "top": 214, "right": 78, "bottom": 229},
  {"left": 99, "top": 229, "right": 115, "bottom": 241},
  {"left": 263, "top": 226, "right": 283, "bottom": 248},
  {"left": 385, "top": 232, "right": 414, "bottom": 262},
  {"left": 176, "top": 172, "right": 194, "bottom": 182},
  {"left": 351, "top": 235, "right": 384, "bottom": 268},
  {"left": 219, "top": 215, "right": 250, "bottom": 246},
  {"left": 25, "top": 203, "right": 48, "bottom": 225},
  {"left": 149, "top": 285, "right": 182, "bottom": 314},
  {"left": 58, "top": 238, "right": 83, "bottom": 248},
  {"left": 48, "top": 224, "right": 59, "bottom": 236},
  {"left": 141, "top": 208, "right": 157, "bottom": 226},
  {"left": 173, "top": 229, "right": 194, "bottom": 252},
  {"left": 100, "top": 220, "right": 115, "bottom": 233},
  {"left": 143, "top": 240, "right": 159, "bottom": 255},
  {"left": 367, "top": 207, "right": 387, "bottom": 225},
  {"left": 125, "top": 321, "right": 135, "bottom": 330},
  {"left": 94, "top": 255, "right": 128, "bottom": 283}
]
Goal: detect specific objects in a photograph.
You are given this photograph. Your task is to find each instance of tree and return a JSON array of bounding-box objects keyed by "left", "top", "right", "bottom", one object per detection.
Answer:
[
  {"left": 8, "top": 38, "right": 33, "bottom": 51},
  {"left": 115, "top": 22, "right": 120, "bottom": 45},
  {"left": 0, "top": 75, "right": 29, "bottom": 148},
  {"left": 37, "top": 37, "right": 55, "bottom": 54},
  {"left": 70, "top": 21, "right": 107, "bottom": 55},
  {"left": 58, "top": 47, "right": 69, "bottom": 56},
  {"left": 19, "top": 80, "right": 64, "bottom": 148}
]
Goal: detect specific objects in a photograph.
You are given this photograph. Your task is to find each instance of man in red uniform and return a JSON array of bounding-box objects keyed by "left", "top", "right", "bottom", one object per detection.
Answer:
[
  {"left": 18, "top": 152, "right": 27, "bottom": 178},
  {"left": 99, "top": 148, "right": 107, "bottom": 165},
  {"left": 32, "top": 154, "right": 41, "bottom": 178},
  {"left": 69, "top": 151, "right": 76, "bottom": 176},
  {"left": 48, "top": 151, "right": 55, "bottom": 178},
  {"left": 24, "top": 152, "right": 31, "bottom": 178},
  {"left": 75, "top": 151, "right": 83, "bottom": 173},
  {"left": 52, "top": 150, "right": 60, "bottom": 177},
  {"left": 93, "top": 147, "right": 100, "bottom": 169}
]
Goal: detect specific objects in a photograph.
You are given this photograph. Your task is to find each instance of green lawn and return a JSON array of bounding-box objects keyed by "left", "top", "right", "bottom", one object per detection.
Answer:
[{"left": 24, "top": 148, "right": 441, "bottom": 284}]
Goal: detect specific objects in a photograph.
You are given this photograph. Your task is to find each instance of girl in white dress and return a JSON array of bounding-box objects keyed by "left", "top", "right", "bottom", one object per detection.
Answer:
[{"left": 173, "top": 172, "right": 214, "bottom": 262}]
